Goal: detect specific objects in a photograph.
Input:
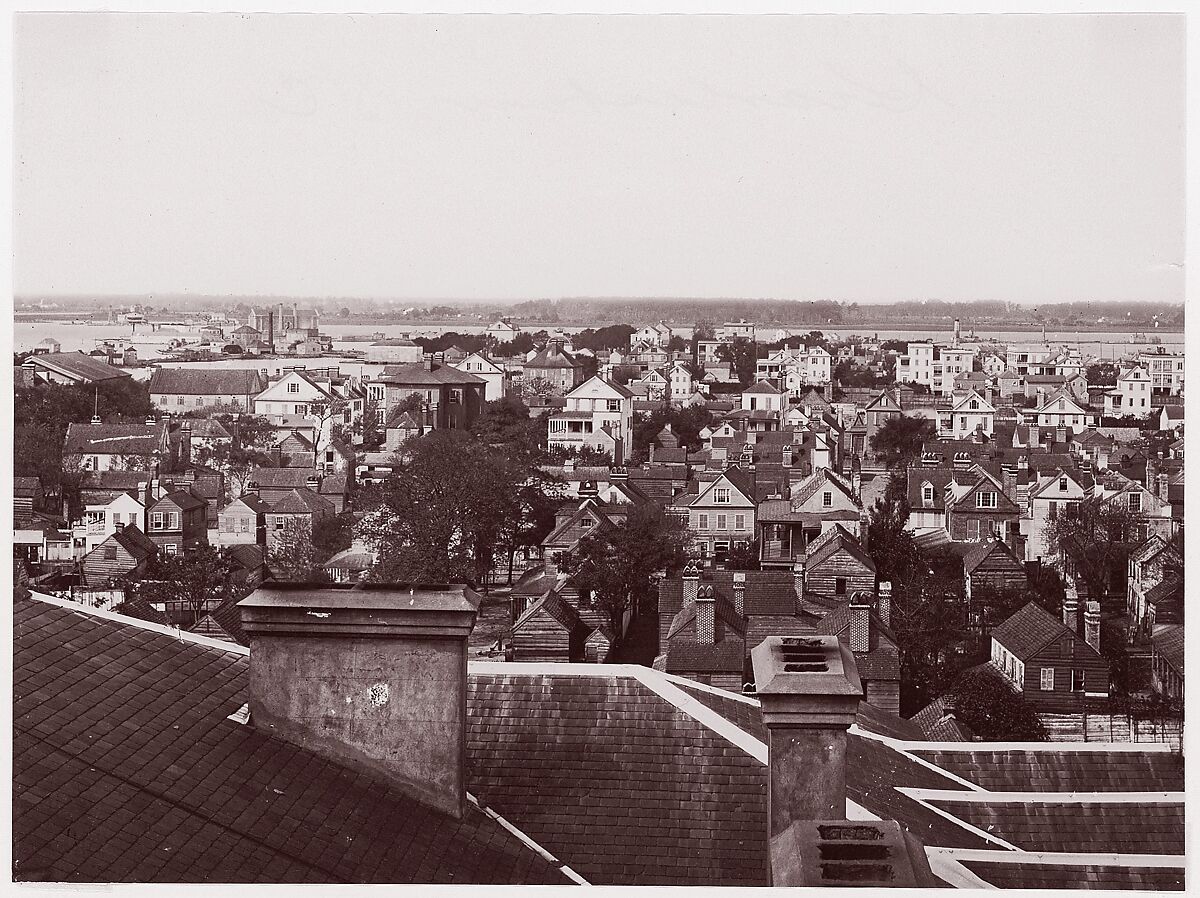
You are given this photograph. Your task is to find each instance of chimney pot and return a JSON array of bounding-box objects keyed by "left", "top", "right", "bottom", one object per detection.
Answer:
[
  {"left": 876, "top": 582, "right": 892, "bottom": 629},
  {"left": 695, "top": 585, "right": 716, "bottom": 644},
  {"left": 238, "top": 583, "right": 480, "bottom": 819},
  {"left": 848, "top": 592, "right": 872, "bottom": 654},
  {"left": 1084, "top": 600, "right": 1101, "bottom": 652}
]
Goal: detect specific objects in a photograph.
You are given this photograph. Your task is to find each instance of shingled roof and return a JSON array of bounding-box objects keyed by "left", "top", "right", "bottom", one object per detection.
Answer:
[
  {"left": 989, "top": 601, "right": 1077, "bottom": 661},
  {"left": 269, "top": 488, "right": 335, "bottom": 516},
  {"left": 24, "top": 351, "right": 130, "bottom": 382}
]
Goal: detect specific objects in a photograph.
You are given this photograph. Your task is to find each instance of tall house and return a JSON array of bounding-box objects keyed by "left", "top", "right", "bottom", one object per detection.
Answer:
[
  {"left": 547, "top": 376, "right": 635, "bottom": 463},
  {"left": 1138, "top": 350, "right": 1185, "bottom": 396}
]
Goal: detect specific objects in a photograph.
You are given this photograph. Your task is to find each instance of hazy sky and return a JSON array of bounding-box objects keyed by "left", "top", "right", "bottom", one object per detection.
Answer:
[{"left": 14, "top": 13, "right": 1185, "bottom": 303}]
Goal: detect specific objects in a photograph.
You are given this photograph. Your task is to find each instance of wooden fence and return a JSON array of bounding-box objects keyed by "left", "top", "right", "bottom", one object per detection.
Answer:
[{"left": 1039, "top": 711, "right": 1183, "bottom": 751}]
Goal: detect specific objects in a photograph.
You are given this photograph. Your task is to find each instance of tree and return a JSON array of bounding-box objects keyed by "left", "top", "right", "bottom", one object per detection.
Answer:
[
  {"left": 692, "top": 319, "right": 716, "bottom": 341},
  {"left": 941, "top": 667, "right": 1047, "bottom": 741},
  {"left": 471, "top": 396, "right": 547, "bottom": 462},
  {"left": 1042, "top": 497, "right": 1139, "bottom": 599},
  {"left": 521, "top": 375, "right": 559, "bottom": 403},
  {"left": 725, "top": 540, "right": 760, "bottom": 571},
  {"left": 358, "top": 430, "right": 556, "bottom": 585},
  {"left": 869, "top": 414, "right": 937, "bottom": 472},
  {"left": 134, "top": 546, "right": 247, "bottom": 628},
  {"left": 306, "top": 395, "right": 351, "bottom": 468},
  {"left": 357, "top": 396, "right": 384, "bottom": 450},
  {"left": 191, "top": 413, "right": 276, "bottom": 499},
  {"left": 631, "top": 404, "right": 715, "bottom": 460},
  {"left": 868, "top": 474, "right": 969, "bottom": 712},
  {"left": 1087, "top": 362, "right": 1119, "bottom": 387},
  {"left": 268, "top": 517, "right": 329, "bottom": 582},
  {"left": 569, "top": 503, "right": 690, "bottom": 636},
  {"left": 716, "top": 337, "right": 757, "bottom": 386}
]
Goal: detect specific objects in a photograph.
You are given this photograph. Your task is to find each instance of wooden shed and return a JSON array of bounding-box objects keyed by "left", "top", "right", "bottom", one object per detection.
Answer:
[
  {"left": 802, "top": 524, "right": 877, "bottom": 600},
  {"left": 82, "top": 525, "right": 157, "bottom": 587},
  {"left": 510, "top": 590, "right": 593, "bottom": 663}
]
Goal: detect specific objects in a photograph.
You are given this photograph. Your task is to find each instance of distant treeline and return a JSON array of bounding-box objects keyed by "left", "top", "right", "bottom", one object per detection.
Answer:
[{"left": 16, "top": 295, "right": 1184, "bottom": 330}]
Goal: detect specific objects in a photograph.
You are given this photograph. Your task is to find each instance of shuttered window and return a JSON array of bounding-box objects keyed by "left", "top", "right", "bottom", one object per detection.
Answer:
[{"left": 1040, "top": 667, "right": 1055, "bottom": 691}]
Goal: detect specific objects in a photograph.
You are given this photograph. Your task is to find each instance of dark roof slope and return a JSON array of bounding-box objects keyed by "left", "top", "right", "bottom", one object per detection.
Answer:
[
  {"left": 269, "top": 488, "right": 335, "bottom": 516},
  {"left": 13, "top": 598, "right": 563, "bottom": 885},
  {"left": 26, "top": 351, "right": 130, "bottom": 382},
  {"left": 149, "top": 368, "right": 266, "bottom": 396},
  {"left": 990, "top": 601, "right": 1077, "bottom": 660},
  {"left": 908, "top": 747, "right": 1184, "bottom": 792}
]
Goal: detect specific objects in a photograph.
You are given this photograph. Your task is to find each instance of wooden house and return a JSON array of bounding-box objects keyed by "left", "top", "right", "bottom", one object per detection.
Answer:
[
  {"left": 800, "top": 524, "right": 877, "bottom": 602},
  {"left": 14, "top": 477, "right": 42, "bottom": 526},
  {"left": 813, "top": 592, "right": 900, "bottom": 715},
  {"left": 1150, "top": 625, "right": 1183, "bottom": 703},
  {"left": 81, "top": 525, "right": 157, "bottom": 587},
  {"left": 757, "top": 468, "right": 864, "bottom": 567},
  {"left": 655, "top": 579, "right": 747, "bottom": 693},
  {"left": 990, "top": 601, "right": 1109, "bottom": 712},
  {"left": 266, "top": 488, "right": 335, "bottom": 553}
]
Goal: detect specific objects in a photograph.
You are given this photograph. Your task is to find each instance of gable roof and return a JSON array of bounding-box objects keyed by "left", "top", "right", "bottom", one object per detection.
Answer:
[
  {"left": 813, "top": 600, "right": 900, "bottom": 680},
  {"left": 990, "top": 601, "right": 1084, "bottom": 660},
  {"left": 148, "top": 368, "right": 266, "bottom": 396},
  {"left": 805, "top": 524, "right": 876, "bottom": 573},
  {"left": 961, "top": 538, "right": 1020, "bottom": 575},
  {"left": 377, "top": 363, "right": 486, "bottom": 386},
  {"left": 269, "top": 488, "right": 335, "bottom": 516},
  {"left": 789, "top": 468, "right": 861, "bottom": 511},
  {"left": 24, "top": 351, "right": 130, "bottom": 382},
  {"left": 64, "top": 421, "right": 169, "bottom": 457},
  {"left": 108, "top": 524, "right": 158, "bottom": 560},
  {"left": 152, "top": 489, "right": 207, "bottom": 512}
]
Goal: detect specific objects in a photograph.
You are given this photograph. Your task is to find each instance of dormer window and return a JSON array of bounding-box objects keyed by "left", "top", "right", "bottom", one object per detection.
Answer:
[{"left": 921, "top": 483, "right": 934, "bottom": 505}]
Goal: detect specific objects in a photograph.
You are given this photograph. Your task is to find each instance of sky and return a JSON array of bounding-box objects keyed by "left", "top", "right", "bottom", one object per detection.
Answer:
[{"left": 13, "top": 12, "right": 1186, "bottom": 304}]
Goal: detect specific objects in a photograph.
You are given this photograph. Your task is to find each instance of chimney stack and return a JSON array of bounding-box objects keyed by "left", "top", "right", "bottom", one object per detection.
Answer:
[
  {"left": 682, "top": 560, "right": 701, "bottom": 606},
  {"left": 876, "top": 581, "right": 892, "bottom": 629},
  {"left": 1145, "top": 453, "right": 1159, "bottom": 491},
  {"left": 1084, "top": 600, "right": 1101, "bottom": 652},
  {"left": 732, "top": 572, "right": 746, "bottom": 617},
  {"left": 1157, "top": 472, "right": 1170, "bottom": 503},
  {"left": 695, "top": 585, "right": 716, "bottom": 644},
  {"left": 792, "top": 557, "right": 806, "bottom": 606},
  {"left": 238, "top": 583, "right": 480, "bottom": 819},
  {"left": 848, "top": 592, "right": 871, "bottom": 653},
  {"left": 1062, "top": 591, "right": 1080, "bottom": 634},
  {"left": 751, "top": 636, "right": 863, "bottom": 839}
]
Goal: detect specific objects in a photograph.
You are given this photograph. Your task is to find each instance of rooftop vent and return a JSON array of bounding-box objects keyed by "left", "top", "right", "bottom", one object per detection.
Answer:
[{"left": 770, "top": 819, "right": 938, "bottom": 888}]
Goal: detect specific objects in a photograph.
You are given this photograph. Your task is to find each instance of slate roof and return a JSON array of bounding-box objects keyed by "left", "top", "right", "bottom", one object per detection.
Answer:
[
  {"left": 909, "top": 696, "right": 975, "bottom": 742},
  {"left": 663, "top": 638, "right": 745, "bottom": 674},
  {"left": 154, "top": 489, "right": 207, "bottom": 513},
  {"left": 64, "top": 422, "right": 168, "bottom": 457},
  {"left": 269, "top": 488, "right": 335, "bottom": 516},
  {"left": 25, "top": 351, "right": 130, "bottom": 382},
  {"left": 377, "top": 363, "right": 485, "bottom": 386},
  {"left": 813, "top": 600, "right": 900, "bottom": 680},
  {"left": 929, "top": 798, "right": 1184, "bottom": 854},
  {"left": 226, "top": 544, "right": 266, "bottom": 574},
  {"left": 13, "top": 598, "right": 565, "bottom": 885},
  {"left": 961, "top": 861, "right": 1183, "bottom": 891},
  {"left": 907, "top": 747, "right": 1184, "bottom": 792},
  {"left": 989, "top": 601, "right": 1077, "bottom": 661},
  {"left": 149, "top": 368, "right": 266, "bottom": 396},
  {"left": 15, "top": 593, "right": 1186, "bottom": 890},
  {"left": 658, "top": 570, "right": 803, "bottom": 619}
]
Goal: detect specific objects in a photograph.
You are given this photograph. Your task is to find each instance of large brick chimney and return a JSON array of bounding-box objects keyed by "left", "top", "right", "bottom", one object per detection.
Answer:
[
  {"left": 238, "top": 583, "right": 480, "bottom": 819},
  {"left": 751, "top": 636, "right": 863, "bottom": 837}
]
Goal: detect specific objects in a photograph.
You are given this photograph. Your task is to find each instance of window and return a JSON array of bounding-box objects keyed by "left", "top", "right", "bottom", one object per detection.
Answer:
[
  {"left": 1040, "top": 667, "right": 1055, "bottom": 691},
  {"left": 239, "top": 516, "right": 251, "bottom": 533},
  {"left": 698, "top": 513, "right": 709, "bottom": 531},
  {"left": 822, "top": 491, "right": 832, "bottom": 508},
  {"left": 735, "top": 514, "right": 746, "bottom": 530},
  {"left": 177, "top": 396, "right": 185, "bottom": 406},
  {"left": 1058, "top": 477, "right": 1069, "bottom": 492},
  {"left": 1071, "top": 670, "right": 1086, "bottom": 692},
  {"left": 835, "top": 577, "right": 847, "bottom": 596},
  {"left": 1128, "top": 493, "right": 1142, "bottom": 513},
  {"left": 104, "top": 545, "right": 117, "bottom": 560},
  {"left": 295, "top": 404, "right": 308, "bottom": 416},
  {"left": 967, "top": 519, "right": 981, "bottom": 541},
  {"left": 976, "top": 491, "right": 997, "bottom": 509},
  {"left": 606, "top": 399, "right": 621, "bottom": 412},
  {"left": 164, "top": 544, "right": 178, "bottom": 555},
  {"left": 713, "top": 488, "right": 731, "bottom": 504},
  {"left": 959, "top": 416, "right": 967, "bottom": 430},
  {"left": 150, "top": 512, "right": 165, "bottom": 530},
  {"left": 287, "top": 382, "right": 299, "bottom": 393},
  {"left": 1060, "top": 638, "right": 1073, "bottom": 657}
]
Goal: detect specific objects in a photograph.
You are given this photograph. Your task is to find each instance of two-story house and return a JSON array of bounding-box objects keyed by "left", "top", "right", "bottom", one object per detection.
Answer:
[
  {"left": 451, "top": 352, "right": 506, "bottom": 401},
  {"left": 146, "top": 489, "right": 209, "bottom": 555},
  {"left": 943, "top": 466, "right": 1021, "bottom": 544},
  {"left": 1023, "top": 467, "right": 1094, "bottom": 562},
  {"left": 524, "top": 339, "right": 586, "bottom": 396},
  {"left": 63, "top": 419, "right": 176, "bottom": 473},
  {"left": 217, "top": 494, "right": 270, "bottom": 548},
  {"left": 740, "top": 381, "right": 785, "bottom": 414},
  {"left": 1138, "top": 350, "right": 1185, "bottom": 397},
  {"left": 667, "top": 361, "right": 694, "bottom": 403},
  {"left": 148, "top": 368, "right": 267, "bottom": 412},
  {"left": 77, "top": 488, "right": 148, "bottom": 554},
  {"left": 547, "top": 376, "right": 635, "bottom": 463},
  {"left": 673, "top": 466, "right": 756, "bottom": 565},
  {"left": 265, "top": 488, "right": 335, "bottom": 554},
  {"left": 936, "top": 390, "right": 995, "bottom": 439},
  {"left": 367, "top": 356, "right": 487, "bottom": 431},
  {"left": 1024, "top": 390, "right": 1096, "bottom": 429}
]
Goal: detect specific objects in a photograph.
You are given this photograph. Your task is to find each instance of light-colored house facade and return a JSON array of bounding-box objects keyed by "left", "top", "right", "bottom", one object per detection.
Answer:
[
  {"left": 547, "top": 376, "right": 635, "bottom": 462},
  {"left": 452, "top": 352, "right": 506, "bottom": 401}
]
